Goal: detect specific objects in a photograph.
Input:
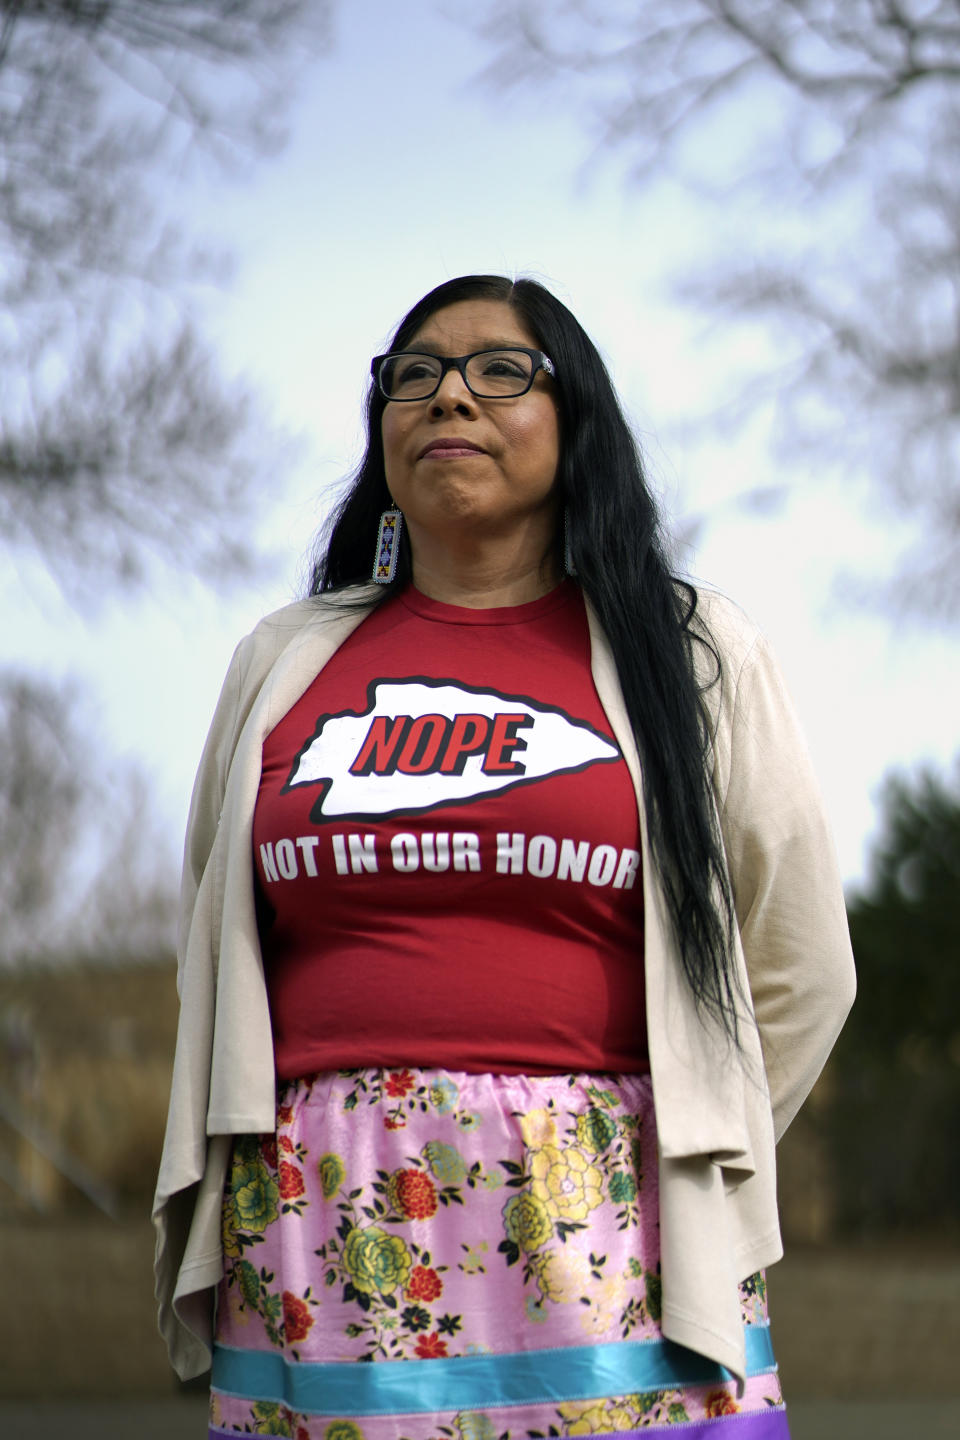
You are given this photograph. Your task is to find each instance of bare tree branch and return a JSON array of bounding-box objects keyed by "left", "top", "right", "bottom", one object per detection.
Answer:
[
  {"left": 0, "top": 0, "right": 330, "bottom": 597},
  {"left": 471, "top": 0, "right": 960, "bottom": 621},
  {"left": 0, "top": 322, "right": 286, "bottom": 594}
]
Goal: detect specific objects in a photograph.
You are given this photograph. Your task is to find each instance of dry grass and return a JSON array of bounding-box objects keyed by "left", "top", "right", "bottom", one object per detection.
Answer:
[
  {"left": 0, "top": 961, "right": 178, "bottom": 1210},
  {"left": 771, "top": 1240, "right": 960, "bottom": 1399},
  {"left": 4, "top": 1216, "right": 175, "bottom": 1398}
]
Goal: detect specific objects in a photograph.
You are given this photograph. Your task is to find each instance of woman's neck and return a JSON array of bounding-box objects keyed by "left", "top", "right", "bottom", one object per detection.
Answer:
[
  {"left": 406, "top": 521, "right": 563, "bottom": 609},
  {"left": 410, "top": 553, "right": 562, "bottom": 609}
]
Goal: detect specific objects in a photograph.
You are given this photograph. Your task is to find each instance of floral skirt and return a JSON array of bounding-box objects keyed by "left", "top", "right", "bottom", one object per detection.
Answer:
[{"left": 210, "top": 1069, "right": 789, "bottom": 1439}]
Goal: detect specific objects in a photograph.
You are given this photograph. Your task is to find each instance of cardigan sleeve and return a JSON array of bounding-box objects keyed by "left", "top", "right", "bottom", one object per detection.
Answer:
[
  {"left": 711, "top": 621, "right": 856, "bottom": 1141},
  {"left": 175, "top": 609, "right": 299, "bottom": 990},
  {"left": 154, "top": 642, "right": 248, "bottom": 1381},
  {"left": 175, "top": 641, "right": 249, "bottom": 992}
]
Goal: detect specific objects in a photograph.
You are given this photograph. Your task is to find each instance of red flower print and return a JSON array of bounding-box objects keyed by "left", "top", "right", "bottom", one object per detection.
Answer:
[
  {"left": 386, "top": 1068, "right": 416, "bottom": 1097},
  {"left": 414, "top": 1331, "right": 448, "bottom": 1359},
  {"left": 704, "top": 1390, "right": 739, "bottom": 1417},
  {"left": 277, "top": 1104, "right": 295, "bottom": 1126},
  {"left": 260, "top": 1136, "right": 278, "bottom": 1169},
  {"left": 280, "top": 1135, "right": 296, "bottom": 1154},
  {"left": 406, "top": 1265, "right": 443, "bottom": 1302},
  {"left": 388, "top": 1168, "right": 438, "bottom": 1220},
  {"left": 279, "top": 1162, "right": 305, "bottom": 1200},
  {"left": 384, "top": 1115, "right": 406, "bottom": 1131},
  {"left": 282, "top": 1291, "right": 313, "bottom": 1344}
]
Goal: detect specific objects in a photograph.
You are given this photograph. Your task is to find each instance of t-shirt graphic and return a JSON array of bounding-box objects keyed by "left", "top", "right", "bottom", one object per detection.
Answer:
[{"left": 284, "top": 676, "right": 621, "bottom": 822}]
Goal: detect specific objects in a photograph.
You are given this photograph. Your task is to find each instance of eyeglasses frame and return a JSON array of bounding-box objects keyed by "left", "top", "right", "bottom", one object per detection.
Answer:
[{"left": 371, "top": 346, "right": 556, "bottom": 402}]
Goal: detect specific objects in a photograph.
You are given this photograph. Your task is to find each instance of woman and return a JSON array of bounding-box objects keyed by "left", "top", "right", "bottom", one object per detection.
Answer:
[{"left": 154, "top": 275, "right": 855, "bottom": 1440}]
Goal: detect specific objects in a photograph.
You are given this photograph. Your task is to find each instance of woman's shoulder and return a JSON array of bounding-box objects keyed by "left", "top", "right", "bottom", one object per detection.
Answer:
[
  {"left": 685, "top": 583, "right": 766, "bottom": 678},
  {"left": 686, "top": 584, "right": 811, "bottom": 775},
  {"left": 235, "top": 586, "right": 380, "bottom": 668}
]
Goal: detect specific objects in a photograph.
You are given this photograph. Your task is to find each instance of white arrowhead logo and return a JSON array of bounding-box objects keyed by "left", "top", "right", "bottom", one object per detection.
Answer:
[{"left": 285, "top": 678, "right": 620, "bottom": 821}]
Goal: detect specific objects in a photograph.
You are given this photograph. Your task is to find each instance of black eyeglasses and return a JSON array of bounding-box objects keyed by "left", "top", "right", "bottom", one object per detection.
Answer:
[{"left": 371, "top": 347, "right": 556, "bottom": 402}]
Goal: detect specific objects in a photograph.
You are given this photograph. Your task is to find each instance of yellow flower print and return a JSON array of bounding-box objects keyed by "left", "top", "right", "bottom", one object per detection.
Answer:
[
  {"left": 251, "top": 1401, "right": 292, "bottom": 1436},
  {"left": 502, "top": 1192, "right": 552, "bottom": 1251},
  {"left": 529, "top": 1248, "right": 591, "bottom": 1304},
  {"left": 341, "top": 1225, "right": 412, "bottom": 1296},
  {"left": 317, "top": 1152, "right": 346, "bottom": 1201},
  {"left": 529, "top": 1145, "right": 604, "bottom": 1222},
  {"left": 557, "top": 1401, "right": 593, "bottom": 1423},
  {"left": 518, "top": 1107, "right": 558, "bottom": 1149},
  {"left": 456, "top": 1414, "right": 497, "bottom": 1440},
  {"left": 599, "top": 1271, "right": 627, "bottom": 1304},
  {"left": 226, "top": 1287, "right": 252, "bottom": 1328},
  {"left": 561, "top": 1402, "right": 635, "bottom": 1435},
  {"left": 580, "top": 1270, "right": 627, "bottom": 1338},
  {"left": 224, "top": 1157, "right": 279, "bottom": 1252},
  {"left": 221, "top": 1206, "right": 241, "bottom": 1260},
  {"left": 235, "top": 1162, "right": 279, "bottom": 1230},
  {"left": 579, "top": 1301, "right": 617, "bottom": 1340},
  {"left": 325, "top": 1423, "right": 366, "bottom": 1440},
  {"left": 575, "top": 1108, "right": 618, "bottom": 1154},
  {"left": 563, "top": 1404, "right": 611, "bottom": 1435}
]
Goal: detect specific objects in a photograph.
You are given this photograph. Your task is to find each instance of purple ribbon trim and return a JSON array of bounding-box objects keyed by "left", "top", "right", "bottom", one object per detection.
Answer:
[
  {"left": 210, "top": 1411, "right": 790, "bottom": 1440},
  {"left": 578, "top": 1409, "right": 791, "bottom": 1438}
]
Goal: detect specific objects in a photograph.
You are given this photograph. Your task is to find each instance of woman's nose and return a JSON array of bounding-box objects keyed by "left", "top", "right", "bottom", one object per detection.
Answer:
[{"left": 429, "top": 367, "right": 477, "bottom": 416}]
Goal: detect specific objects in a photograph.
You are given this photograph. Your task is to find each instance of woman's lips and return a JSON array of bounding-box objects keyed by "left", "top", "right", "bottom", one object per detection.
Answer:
[{"left": 418, "top": 438, "right": 486, "bottom": 459}]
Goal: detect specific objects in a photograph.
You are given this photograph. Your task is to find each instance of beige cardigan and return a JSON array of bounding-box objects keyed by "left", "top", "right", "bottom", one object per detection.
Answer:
[{"left": 153, "top": 585, "right": 855, "bottom": 1387}]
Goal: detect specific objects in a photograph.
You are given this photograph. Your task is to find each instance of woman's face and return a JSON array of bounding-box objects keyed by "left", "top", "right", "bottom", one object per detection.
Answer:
[{"left": 381, "top": 299, "right": 561, "bottom": 567}]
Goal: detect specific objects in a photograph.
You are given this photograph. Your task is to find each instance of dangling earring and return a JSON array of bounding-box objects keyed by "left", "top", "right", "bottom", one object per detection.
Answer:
[
  {"left": 373, "top": 506, "right": 403, "bottom": 584},
  {"left": 564, "top": 507, "right": 577, "bottom": 577}
]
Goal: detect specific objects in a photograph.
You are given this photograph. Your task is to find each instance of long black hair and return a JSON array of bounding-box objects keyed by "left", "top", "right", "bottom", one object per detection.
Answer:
[{"left": 310, "top": 275, "right": 739, "bottom": 1037}]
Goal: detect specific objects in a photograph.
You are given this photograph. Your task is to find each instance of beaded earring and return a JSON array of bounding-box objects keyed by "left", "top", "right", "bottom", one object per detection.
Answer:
[{"left": 372, "top": 507, "right": 403, "bottom": 584}]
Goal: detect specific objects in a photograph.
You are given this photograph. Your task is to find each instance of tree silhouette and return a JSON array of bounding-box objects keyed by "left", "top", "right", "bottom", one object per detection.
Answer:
[
  {"left": 473, "top": 1, "right": 960, "bottom": 621},
  {"left": 832, "top": 764, "right": 960, "bottom": 1232},
  {"left": 0, "top": 670, "right": 177, "bottom": 966},
  {"left": 1, "top": 0, "right": 329, "bottom": 597},
  {"left": 847, "top": 767, "right": 960, "bottom": 1055}
]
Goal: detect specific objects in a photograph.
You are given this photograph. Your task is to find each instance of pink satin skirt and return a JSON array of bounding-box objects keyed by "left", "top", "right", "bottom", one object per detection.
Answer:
[{"left": 210, "top": 1068, "right": 788, "bottom": 1439}]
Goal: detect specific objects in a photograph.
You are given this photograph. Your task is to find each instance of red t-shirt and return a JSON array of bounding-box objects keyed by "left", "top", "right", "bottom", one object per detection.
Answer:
[{"left": 253, "top": 582, "right": 647, "bottom": 1077}]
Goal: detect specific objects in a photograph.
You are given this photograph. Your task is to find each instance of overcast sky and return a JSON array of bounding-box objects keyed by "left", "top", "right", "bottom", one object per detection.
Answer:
[{"left": 5, "top": 1, "right": 958, "bottom": 890}]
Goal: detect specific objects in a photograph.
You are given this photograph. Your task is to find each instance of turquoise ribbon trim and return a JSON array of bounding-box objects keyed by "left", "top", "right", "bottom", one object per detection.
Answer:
[{"left": 212, "top": 1325, "right": 775, "bottom": 1416}]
